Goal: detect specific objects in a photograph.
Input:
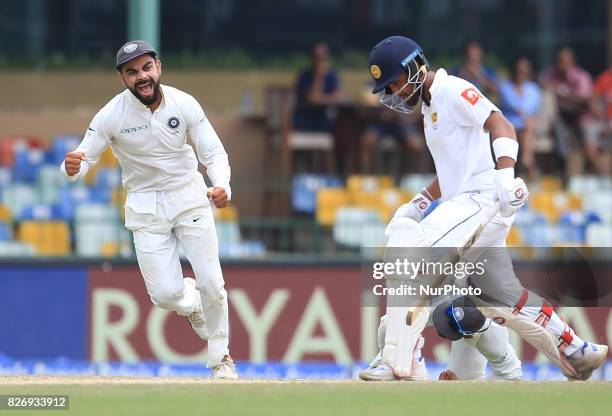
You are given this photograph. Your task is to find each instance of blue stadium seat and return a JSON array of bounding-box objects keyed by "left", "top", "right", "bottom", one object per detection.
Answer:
[
  {"left": 12, "top": 146, "right": 45, "bottom": 184},
  {"left": 47, "top": 135, "right": 81, "bottom": 165},
  {"left": 0, "top": 221, "right": 11, "bottom": 241},
  {"left": 20, "top": 204, "right": 63, "bottom": 221},
  {"left": 292, "top": 174, "right": 342, "bottom": 214}
]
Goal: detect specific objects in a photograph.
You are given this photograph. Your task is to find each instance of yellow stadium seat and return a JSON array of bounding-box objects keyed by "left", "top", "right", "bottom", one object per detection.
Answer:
[
  {"left": 214, "top": 205, "right": 239, "bottom": 221},
  {"left": 17, "top": 221, "right": 71, "bottom": 255},
  {"left": 111, "top": 187, "right": 128, "bottom": 220},
  {"left": 0, "top": 204, "right": 11, "bottom": 223},
  {"left": 529, "top": 192, "right": 558, "bottom": 222},
  {"left": 346, "top": 175, "right": 394, "bottom": 193},
  {"left": 100, "top": 242, "right": 119, "bottom": 257},
  {"left": 351, "top": 188, "right": 412, "bottom": 222},
  {"left": 506, "top": 227, "right": 523, "bottom": 247},
  {"left": 316, "top": 188, "right": 350, "bottom": 226},
  {"left": 538, "top": 176, "right": 563, "bottom": 192}
]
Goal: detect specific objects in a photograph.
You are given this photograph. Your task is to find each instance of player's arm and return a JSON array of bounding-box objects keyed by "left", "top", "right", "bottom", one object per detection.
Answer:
[
  {"left": 186, "top": 98, "right": 232, "bottom": 208},
  {"left": 60, "top": 112, "right": 111, "bottom": 181},
  {"left": 484, "top": 111, "right": 529, "bottom": 216}
]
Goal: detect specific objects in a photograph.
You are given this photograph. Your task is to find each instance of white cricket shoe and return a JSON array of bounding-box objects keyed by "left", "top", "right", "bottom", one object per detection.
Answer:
[
  {"left": 568, "top": 342, "right": 608, "bottom": 380},
  {"left": 212, "top": 355, "right": 238, "bottom": 379},
  {"left": 359, "top": 359, "right": 428, "bottom": 381},
  {"left": 184, "top": 278, "right": 209, "bottom": 340},
  {"left": 359, "top": 364, "right": 396, "bottom": 381}
]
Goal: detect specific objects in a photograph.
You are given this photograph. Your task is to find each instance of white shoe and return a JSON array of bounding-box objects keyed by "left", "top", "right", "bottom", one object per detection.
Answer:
[
  {"left": 212, "top": 355, "right": 238, "bottom": 379},
  {"left": 184, "top": 278, "right": 208, "bottom": 340},
  {"left": 359, "top": 364, "right": 396, "bottom": 381},
  {"left": 568, "top": 342, "right": 608, "bottom": 380}
]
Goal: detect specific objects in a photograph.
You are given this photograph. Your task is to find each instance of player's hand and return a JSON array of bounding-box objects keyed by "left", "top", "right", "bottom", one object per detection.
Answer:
[
  {"left": 64, "top": 151, "right": 85, "bottom": 176},
  {"left": 391, "top": 193, "right": 431, "bottom": 223},
  {"left": 207, "top": 187, "right": 229, "bottom": 209},
  {"left": 496, "top": 169, "right": 529, "bottom": 217}
]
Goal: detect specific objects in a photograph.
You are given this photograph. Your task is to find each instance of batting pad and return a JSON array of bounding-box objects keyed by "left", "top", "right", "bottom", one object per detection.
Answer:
[
  {"left": 477, "top": 304, "right": 578, "bottom": 378},
  {"left": 382, "top": 218, "right": 430, "bottom": 378}
]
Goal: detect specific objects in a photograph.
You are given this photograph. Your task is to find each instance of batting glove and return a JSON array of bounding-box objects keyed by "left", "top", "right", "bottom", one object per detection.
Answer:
[
  {"left": 496, "top": 168, "right": 529, "bottom": 217},
  {"left": 391, "top": 192, "right": 432, "bottom": 223}
]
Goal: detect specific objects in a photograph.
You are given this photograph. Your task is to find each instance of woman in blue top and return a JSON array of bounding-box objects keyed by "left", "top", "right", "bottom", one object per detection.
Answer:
[{"left": 499, "top": 57, "right": 542, "bottom": 177}]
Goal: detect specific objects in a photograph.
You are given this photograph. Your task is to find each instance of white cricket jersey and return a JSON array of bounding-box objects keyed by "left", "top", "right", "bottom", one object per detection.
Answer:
[
  {"left": 61, "top": 84, "right": 231, "bottom": 196},
  {"left": 421, "top": 69, "right": 499, "bottom": 201}
]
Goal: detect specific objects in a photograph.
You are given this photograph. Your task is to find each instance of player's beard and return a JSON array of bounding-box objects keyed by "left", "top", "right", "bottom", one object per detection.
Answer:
[{"left": 129, "top": 77, "right": 161, "bottom": 106}]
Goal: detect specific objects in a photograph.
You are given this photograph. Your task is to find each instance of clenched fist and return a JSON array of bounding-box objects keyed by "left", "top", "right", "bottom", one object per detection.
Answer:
[
  {"left": 207, "top": 187, "right": 229, "bottom": 209},
  {"left": 64, "top": 151, "right": 85, "bottom": 176}
]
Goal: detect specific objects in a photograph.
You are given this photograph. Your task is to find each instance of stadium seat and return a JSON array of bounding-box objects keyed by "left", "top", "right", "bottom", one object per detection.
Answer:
[
  {"left": 0, "top": 241, "right": 35, "bottom": 257},
  {"left": 333, "top": 207, "right": 384, "bottom": 248},
  {"left": 20, "top": 204, "right": 63, "bottom": 221},
  {"left": 213, "top": 205, "right": 239, "bottom": 221},
  {"left": 399, "top": 174, "right": 436, "bottom": 194},
  {"left": 37, "top": 164, "right": 66, "bottom": 205},
  {"left": 582, "top": 193, "right": 612, "bottom": 224},
  {"left": 316, "top": 188, "right": 350, "bottom": 226},
  {"left": 216, "top": 221, "right": 242, "bottom": 257},
  {"left": 0, "top": 204, "right": 11, "bottom": 223},
  {"left": 292, "top": 174, "right": 342, "bottom": 214},
  {"left": 585, "top": 224, "right": 612, "bottom": 247},
  {"left": 351, "top": 188, "right": 412, "bottom": 222},
  {"left": 12, "top": 142, "right": 45, "bottom": 184},
  {"left": 0, "top": 167, "right": 11, "bottom": 188},
  {"left": 506, "top": 227, "right": 523, "bottom": 247},
  {"left": 1, "top": 184, "right": 38, "bottom": 219},
  {"left": 346, "top": 175, "right": 394, "bottom": 193},
  {"left": 75, "top": 221, "right": 131, "bottom": 257},
  {"left": 47, "top": 135, "right": 80, "bottom": 166},
  {"left": 17, "top": 221, "right": 71, "bottom": 255},
  {"left": 0, "top": 221, "right": 11, "bottom": 241}
]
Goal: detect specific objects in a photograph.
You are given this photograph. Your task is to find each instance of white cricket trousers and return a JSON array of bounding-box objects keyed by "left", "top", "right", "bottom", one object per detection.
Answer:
[{"left": 124, "top": 172, "right": 229, "bottom": 368}]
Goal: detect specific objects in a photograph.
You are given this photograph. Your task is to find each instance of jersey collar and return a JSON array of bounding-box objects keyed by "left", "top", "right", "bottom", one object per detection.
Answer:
[{"left": 421, "top": 68, "right": 448, "bottom": 114}]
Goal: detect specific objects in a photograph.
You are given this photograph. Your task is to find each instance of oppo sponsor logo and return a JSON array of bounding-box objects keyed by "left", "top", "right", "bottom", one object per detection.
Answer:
[{"left": 120, "top": 124, "right": 148, "bottom": 134}]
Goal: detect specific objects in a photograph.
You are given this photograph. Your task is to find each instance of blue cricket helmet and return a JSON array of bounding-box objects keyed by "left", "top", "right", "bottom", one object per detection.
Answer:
[{"left": 368, "top": 36, "right": 427, "bottom": 93}]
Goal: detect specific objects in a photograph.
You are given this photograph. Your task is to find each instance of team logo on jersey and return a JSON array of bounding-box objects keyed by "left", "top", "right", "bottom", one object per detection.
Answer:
[
  {"left": 453, "top": 307, "right": 465, "bottom": 321},
  {"left": 123, "top": 43, "right": 138, "bottom": 53},
  {"left": 431, "top": 112, "right": 438, "bottom": 123},
  {"left": 461, "top": 88, "right": 482, "bottom": 105},
  {"left": 167, "top": 117, "right": 180, "bottom": 129},
  {"left": 370, "top": 65, "right": 382, "bottom": 79}
]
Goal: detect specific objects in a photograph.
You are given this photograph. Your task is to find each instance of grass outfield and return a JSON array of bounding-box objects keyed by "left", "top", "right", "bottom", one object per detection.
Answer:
[{"left": 0, "top": 377, "right": 611, "bottom": 416}]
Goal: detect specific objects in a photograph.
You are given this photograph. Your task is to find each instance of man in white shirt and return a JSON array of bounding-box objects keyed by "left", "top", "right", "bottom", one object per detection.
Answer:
[
  {"left": 61, "top": 40, "right": 237, "bottom": 379},
  {"left": 359, "top": 36, "right": 607, "bottom": 381}
]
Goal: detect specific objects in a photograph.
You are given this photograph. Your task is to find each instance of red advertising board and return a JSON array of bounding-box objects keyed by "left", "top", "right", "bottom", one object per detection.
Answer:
[{"left": 88, "top": 264, "right": 611, "bottom": 364}]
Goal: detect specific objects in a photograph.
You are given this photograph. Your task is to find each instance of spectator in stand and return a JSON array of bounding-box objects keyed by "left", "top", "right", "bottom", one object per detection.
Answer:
[
  {"left": 359, "top": 106, "right": 426, "bottom": 174},
  {"left": 293, "top": 42, "right": 341, "bottom": 132},
  {"left": 586, "top": 66, "right": 611, "bottom": 175},
  {"left": 499, "top": 57, "right": 542, "bottom": 178},
  {"left": 452, "top": 40, "right": 499, "bottom": 101},
  {"left": 540, "top": 48, "right": 596, "bottom": 176}
]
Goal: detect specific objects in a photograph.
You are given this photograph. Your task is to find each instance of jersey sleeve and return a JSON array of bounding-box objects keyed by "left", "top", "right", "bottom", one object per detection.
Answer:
[
  {"left": 446, "top": 79, "right": 500, "bottom": 130},
  {"left": 60, "top": 108, "right": 112, "bottom": 182},
  {"left": 184, "top": 95, "right": 232, "bottom": 199}
]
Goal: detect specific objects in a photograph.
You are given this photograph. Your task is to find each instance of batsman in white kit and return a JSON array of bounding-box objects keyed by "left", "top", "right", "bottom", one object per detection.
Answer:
[
  {"left": 359, "top": 36, "right": 608, "bottom": 381},
  {"left": 61, "top": 40, "right": 237, "bottom": 379}
]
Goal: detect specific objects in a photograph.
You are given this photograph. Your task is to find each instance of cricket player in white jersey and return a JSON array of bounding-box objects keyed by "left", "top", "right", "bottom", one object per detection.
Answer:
[
  {"left": 359, "top": 36, "right": 607, "bottom": 381},
  {"left": 61, "top": 40, "right": 237, "bottom": 379}
]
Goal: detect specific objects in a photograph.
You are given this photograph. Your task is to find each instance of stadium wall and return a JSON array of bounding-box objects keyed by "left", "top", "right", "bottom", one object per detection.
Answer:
[{"left": 0, "top": 260, "right": 610, "bottom": 366}]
